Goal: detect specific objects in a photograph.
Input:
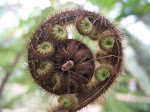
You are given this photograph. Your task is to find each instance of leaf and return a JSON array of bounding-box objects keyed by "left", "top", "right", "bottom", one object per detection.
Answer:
[
  {"left": 87, "top": 0, "right": 118, "bottom": 11},
  {"left": 103, "top": 96, "right": 136, "bottom": 112}
]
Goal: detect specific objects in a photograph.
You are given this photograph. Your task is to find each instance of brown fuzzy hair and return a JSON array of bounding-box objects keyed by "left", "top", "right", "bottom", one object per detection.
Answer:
[{"left": 27, "top": 7, "right": 123, "bottom": 112}]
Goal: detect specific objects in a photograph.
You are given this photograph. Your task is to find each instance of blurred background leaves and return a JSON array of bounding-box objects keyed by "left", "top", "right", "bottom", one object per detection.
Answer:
[{"left": 0, "top": 0, "right": 150, "bottom": 112}]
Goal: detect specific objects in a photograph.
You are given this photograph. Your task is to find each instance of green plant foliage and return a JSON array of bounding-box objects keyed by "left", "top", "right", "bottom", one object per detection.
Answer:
[
  {"left": 116, "top": 0, "right": 150, "bottom": 21},
  {"left": 103, "top": 96, "right": 136, "bottom": 112},
  {"left": 87, "top": 0, "right": 118, "bottom": 11}
]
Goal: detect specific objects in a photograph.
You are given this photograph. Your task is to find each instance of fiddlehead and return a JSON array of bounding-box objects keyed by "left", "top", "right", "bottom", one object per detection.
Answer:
[{"left": 27, "top": 8, "right": 123, "bottom": 112}]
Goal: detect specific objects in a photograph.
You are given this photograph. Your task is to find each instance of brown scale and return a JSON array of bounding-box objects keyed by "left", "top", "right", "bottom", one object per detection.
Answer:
[
  {"left": 72, "top": 48, "right": 93, "bottom": 64},
  {"left": 28, "top": 39, "right": 95, "bottom": 95},
  {"left": 73, "top": 61, "right": 94, "bottom": 76}
]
